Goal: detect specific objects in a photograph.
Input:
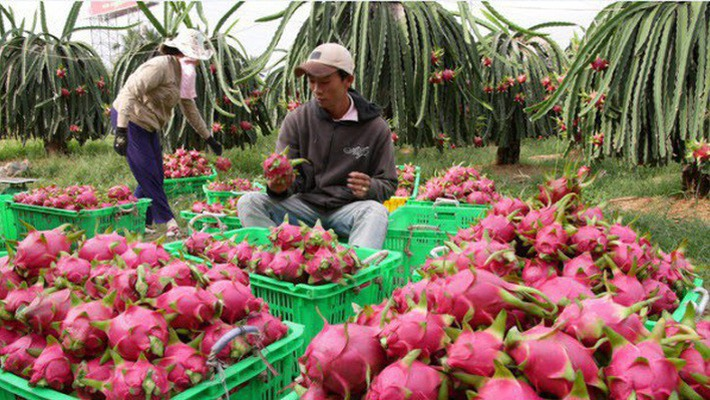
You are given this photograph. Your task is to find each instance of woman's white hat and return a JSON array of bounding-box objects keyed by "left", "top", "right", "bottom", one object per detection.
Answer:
[{"left": 163, "top": 29, "right": 213, "bottom": 60}]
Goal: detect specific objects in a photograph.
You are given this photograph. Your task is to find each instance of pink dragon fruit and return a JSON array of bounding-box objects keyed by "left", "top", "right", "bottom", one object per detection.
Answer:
[
  {"left": 29, "top": 342, "right": 75, "bottom": 391},
  {"left": 79, "top": 232, "right": 128, "bottom": 261},
  {"left": 609, "top": 223, "right": 638, "bottom": 244},
  {"left": 534, "top": 223, "right": 569, "bottom": 256},
  {"left": 522, "top": 258, "right": 558, "bottom": 286},
  {"left": 538, "top": 177, "right": 579, "bottom": 205},
  {"left": 492, "top": 197, "right": 530, "bottom": 217},
  {"left": 244, "top": 311, "right": 288, "bottom": 347},
  {"left": 18, "top": 288, "right": 72, "bottom": 336},
  {"left": 110, "top": 266, "right": 166, "bottom": 311},
  {"left": 104, "top": 305, "right": 169, "bottom": 360},
  {"left": 353, "top": 301, "right": 394, "bottom": 328},
  {"left": 302, "top": 221, "right": 336, "bottom": 253},
  {"left": 53, "top": 255, "right": 92, "bottom": 285},
  {"left": 462, "top": 240, "right": 518, "bottom": 277},
  {"left": 365, "top": 351, "right": 448, "bottom": 400},
  {"left": 184, "top": 231, "right": 216, "bottom": 255},
  {"left": 518, "top": 206, "right": 557, "bottom": 240},
  {"left": 578, "top": 206, "right": 604, "bottom": 223},
  {"left": 249, "top": 250, "right": 275, "bottom": 275},
  {"left": 506, "top": 325, "right": 607, "bottom": 398},
  {"left": 446, "top": 310, "right": 509, "bottom": 377},
  {"left": 14, "top": 228, "right": 71, "bottom": 277},
  {"left": 679, "top": 341, "right": 710, "bottom": 398},
  {"left": 474, "top": 214, "right": 517, "bottom": 243},
  {"left": 199, "top": 320, "right": 252, "bottom": 361},
  {"left": 61, "top": 299, "right": 115, "bottom": 358},
  {"left": 642, "top": 279, "right": 679, "bottom": 314},
  {"left": 570, "top": 225, "right": 608, "bottom": 253},
  {"left": 0, "top": 327, "right": 20, "bottom": 346},
  {"left": 121, "top": 242, "right": 170, "bottom": 268},
  {"left": 473, "top": 362, "right": 543, "bottom": 399},
  {"left": 215, "top": 156, "right": 232, "bottom": 172},
  {"left": 562, "top": 253, "right": 601, "bottom": 285},
  {"left": 73, "top": 357, "right": 114, "bottom": 400},
  {"left": 380, "top": 305, "right": 453, "bottom": 362},
  {"left": 107, "top": 185, "right": 133, "bottom": 200},
  {"left": 207, "top": 280, "right": 254, "bottom": 324},
  {"left": 107, "top": 359, "right": 171, "bottom": 400},
  {"left": 263, "top": 147, "right": 308, "bottom": 186},
  {"left": 653, "top": 249, "right": 694, "bottom": 286},
  {"left": 0, "top": 259, "right": 23, "bottom": 300},
  {"left": 555, "top": 295, "right": 651, "bottom": 347},
  {"left": 204, "top": 262, "right": 250, "bottom": 286},
  {"left": 0, "top": 283, "right": 42, "bottom": 322},
  {"left": 269, "top": 219, "right": 304, "bottom": 250},
  {"left": 0, "top": 334, "right": 47, "bottom": 378},
  {"left": 604, "top": 326, "right": 683, "bottom": 399},
  {"left": 299, "top": 386, "right": 338, "bottom": 400},
  {"left": 532, "top": 276, "right": 595, "bottom": 304},
  {"left": 606, "top": 269, "right": 646, "bottom": 307},
  {"left": 156, "top": 260, "right": 200, "bottom": 288},
  {"left": 300, "top": 323, "right": 386, "bottom": 398},
  {"left": 609, "top": 241, "right": 651, "bottom": 273},
  {"left": 205, "top": 240, "right": 237, "bottom": 264},
  {"left": 157, "top": 343, "right": 208, "bottom": 391},
  {"left": 391, "top": 280, "right": 429, "bottom": 313},
  {"left": 269, "top": 249, "right": 306, "bottom": 282},
  {"left": 155, "top": 287, "right": 219, "bottom": 331},
  {"left": 233, "top": 241, "right": 255, "bottom": 267},
  {"left": 84, "top": 265, "right": 117, "bottom": 300},
  {"left": 305, "top": 247, "right": 345, "bottom": 284}
]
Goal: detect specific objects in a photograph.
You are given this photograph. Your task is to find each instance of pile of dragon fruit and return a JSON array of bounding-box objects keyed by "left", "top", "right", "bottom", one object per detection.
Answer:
[
  {"left": 295, "top": 168, "right": 708, "bottom": 399},
  {"left": 0, "top": 227, "right": 288, "bottom": 399},
  {"left": 13, "top": 185, "right": 137, "bottom": 211},
  {"left": 394, "top": 164, "right": 417, "bottom": 198},
  {"left": 416, "top": 165, "right": 501, "bottom": 205},
  {"left": 163, "top": 148, "right": 213, "bottom": 179},
  {"left": 191, "top": 199, "right": 238, "bottom": 215},
  {"left": 207, "top": 178, "right": 259, "bottom": 193},
  {"left": 184, "top": 221, "right": 363, "bottom": 285}
]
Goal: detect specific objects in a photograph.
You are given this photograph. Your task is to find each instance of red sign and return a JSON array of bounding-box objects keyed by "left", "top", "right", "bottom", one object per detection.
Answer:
[{"left": 90, "top": 1, "right": 138, "bottom": 16}]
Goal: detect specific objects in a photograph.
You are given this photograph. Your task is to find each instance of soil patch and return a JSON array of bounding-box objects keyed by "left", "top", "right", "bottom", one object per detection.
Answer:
[
  {"left": 607, "top": 196, "right": 710, "bottom": 223},
  {"left": 528, "top": 154, "right": 562, "bottom": 161}
]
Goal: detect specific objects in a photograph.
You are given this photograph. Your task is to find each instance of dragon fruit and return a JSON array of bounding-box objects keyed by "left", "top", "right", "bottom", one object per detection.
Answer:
[
  {"left": 269, "top": 249, "right": 305, "bottom": 282},
  {"left": 107, "top": 359, "right": 171, "bottom": 400},
  {"left": 18, "top": 288, "right": 72, "bottom": 336},
  {"left": 353, "top": 301, "right": 393, "bottom": 328},
  {"left": 263, "top": 147, "right": 308, "bottom": 186},
  {"left": 53, "top": 255, "right": 92, "bottom": 285},
  {"left": 302, "top": 221, "right": 336, "bottom": 253},
  {"left": 518, "top": 206, "right": 557, "bottom": 240},
  {"left": 184, "top": 232, "right": 216, "bottom": 255},
  {"left": 679, "top": 341, "right": 710, "bottom": 398},
  {"left": 249, "top": 250, "right": 275, "bottom": 275},
  {"left": 215, "top": 156, "right": 232, "bottom": 172},
  {"left": 305, "top": 247, "right": 345, "bottom": 284},
  {"left": 199, "top": 320, "right": 252, "bottom": 361},
  {"left": 157, "top": 342, "right": 208, "bottom": 391},
  {"left": 207, "top": 280, "right": 254, "bottom": 324},
  {"left": 0, "top": 334, "right": 46, "bottom": 377},
  {"left": 609, "top": 242, "right": 651, "bottom": 273},
  {"left": 522, "top": 259, "right": 558, "bottom": 286},
  {"left": 609, "top": 223, "right": 637, "bottom": 244},
  {"left": 269, "top": 219, "right": 304, "bottom": 250},
  {"left": 299, "top": 386, "right": 338, "bottom": 400},
  {"left": 156, "top": 260, "right": 201, "bottom": 288},
  {"left": 570, "top": 225, "right": 608, "bottom": 253},
  {"left": 0, "top": 283, "right": 42, "bottom": 322},
  {"left": 534, "top": 223, "right": 569, "bottom": 256},
  {"left": 642, "top": 279, "right": 679, "bottom": 314},
  {"left": 300, "top": 323, "right": 386, "bottom": 398},
  {"left": 506, "top": 325, "right": 606, "bottom": 398},
  {"left": 555, "top": 295, "right": 651, "bottom": 347},
  {"left": 204, "top": 262, "right": 249, "bottom": 286},
  {"left": 532, "top": 276, "right": 594, "bottom": 305},
  {"left": 111, "top": 266, "right": 166, "bottom": 311},
  {"left": 104, "top": 305, "right": 169, "bottom": 360},
  {"left": 29, "top": 342, "right": 75, "bottom": 391},
  {"left": 380, "top": 305, "right": 453, "bottom": 362},
  {"left": 473, "top": 214, "right": 517, "bottom": 243},
  {"left": 578, "top": 206, "right": 604, "bottom": 223},
  {"left": 538, "top": 177, "right": 580, "bottom": 205},
  {"left": 606, "top": 269, "right": 645, "bottom": 307},
  {"left": 121, "top": 242, "right": 170, "bottom": 268},
  {"left": 79, "top": 232, "right": 128, "bottom": 261},
  {"left": 492, "top": 197, "right": 530, "bottom": 217},
  {"left": 445, "top": 310, "right": 509, "bottom": 377},
  {"left": 391, "top": 280, "right": 429, "bottom": 313},
  {"left": 14, "top": 228, "right": 71, "bottom": 277},
  {"left": 0, "top": 327, "right": 20, "bottom": 346},
  {"left": 233, "top": 241, "right": 255, "bottom": 267},
  {"left": 61, "top": 299, "right": 115, "bottom": 358},
  {"left": 205, "top": 240, "right": 237, "bottom": 264},
  {"left": 84, "top": 265, "right": 117, "bottom": 300},
  {"left": 473, "top": 362, "right": 543, "bottom": 400},
  {"left": 604, "top": 326, "right": 683, "bottom": 399},
  {"left": 562, "top": 253, "right": 601, "bottom": 285},
  {"left": 365, "top": 351, "right": 448, "bottom": 400},
  {"left": 155, "top": 287, "right": 219, "bottom": 331},
  {"left": 73, "top": 357, "right": 114, "bottom": 400},
  {"left": 653, "top": 249, "right": 694, "bottom": 286},
  {"left": 0, "top": 260, "right": 23, "bottom": 300},
  {"left": 244, "top": 311, "right": 288, "bottom": 347}
]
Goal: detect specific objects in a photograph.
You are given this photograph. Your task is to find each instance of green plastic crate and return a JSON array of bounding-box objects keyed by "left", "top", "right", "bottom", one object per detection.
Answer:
[
  {"left": 164, "top": 167, "right": 217, "bottom": 199},
  {"left": 204, "top": 182, "right": 265, "bottom": 205},
  {"left": 0, "top": 322, "right": 303, "bottom": 400},
  {"left": 0, "top": 195, "right": 17, "bottom": 244},
  {"left": 383, "top": 201, "right": 489, "bottom": 288},
  {"left": 180, "top": 210, "right": 243, "bottom": 234},
  {"left": 645, "top": 278, "right": 707, "bottom": 330},
  {"left": 384, "top": 165, "right": 421, "bottom": 213},
  {"left": 8, "top": 199, "right": 151, "bottom": 239},
  {"left": 167, "top": 227, "right": 403, "bottom": 347}
]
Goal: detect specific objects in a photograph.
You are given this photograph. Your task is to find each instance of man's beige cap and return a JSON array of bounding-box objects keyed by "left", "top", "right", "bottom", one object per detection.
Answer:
[{"left": 294, "top": 43, "right": 355, "bottom": 78}]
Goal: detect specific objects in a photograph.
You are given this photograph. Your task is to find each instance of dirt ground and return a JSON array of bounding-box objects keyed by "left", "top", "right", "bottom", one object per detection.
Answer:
[{"left": 607, "top": 196, "right": 710, "bottom": 223}]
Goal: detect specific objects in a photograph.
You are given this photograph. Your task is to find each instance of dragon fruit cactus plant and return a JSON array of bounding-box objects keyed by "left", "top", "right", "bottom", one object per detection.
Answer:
[{"left": 263, "top": 146, "right": 309, "bottom": 187}]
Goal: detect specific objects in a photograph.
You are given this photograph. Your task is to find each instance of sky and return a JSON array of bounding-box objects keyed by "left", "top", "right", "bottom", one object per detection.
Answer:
[{"left": 4, "top": 1, "right": 614, "bottom": 67}]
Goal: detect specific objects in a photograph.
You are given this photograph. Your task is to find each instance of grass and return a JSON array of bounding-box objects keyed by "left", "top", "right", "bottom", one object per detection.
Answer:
[{"left": 1, "top": 135, "right": 707, "bottom": 282}]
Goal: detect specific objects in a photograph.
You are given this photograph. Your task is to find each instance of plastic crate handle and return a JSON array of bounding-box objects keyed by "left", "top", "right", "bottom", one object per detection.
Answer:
[
  {"left": 429, "top": 245, "right": 450, "bottom": 258},
  {"left": 362, "top": 250, "right": 389, "bottom": 266},
  {"left": 433, "top": 198, "right": 460, "bottom": 207},
  {"left": 692, "top": 287, "right": 709, "bottom": 317},
  {"left": 404, "top": 224, "right": 441, "bottom": 257},
  {"left": 189, "top": 213, "right": 227, "bottom": 233},
  {"left": 114, "top": 203, "right": 137, "bottom": 215}
]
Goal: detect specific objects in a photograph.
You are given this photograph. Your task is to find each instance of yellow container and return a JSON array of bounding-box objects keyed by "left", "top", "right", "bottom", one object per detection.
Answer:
[{"left": 384, "top": 196, "right": 408, "bottom": 212}]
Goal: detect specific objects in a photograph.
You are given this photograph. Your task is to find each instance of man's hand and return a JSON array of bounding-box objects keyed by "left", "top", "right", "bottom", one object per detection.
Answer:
[
  {"left": 348, "top": 171, "right": 372, "bottom": 199},
  {"left": 268, "top": 172, "right": 295, "bottom": 195}
]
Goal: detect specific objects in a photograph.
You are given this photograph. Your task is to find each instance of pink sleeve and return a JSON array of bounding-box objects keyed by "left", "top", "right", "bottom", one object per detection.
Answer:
[{"left": 179, "top": 59, "right": 198, "bottom": 99}]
